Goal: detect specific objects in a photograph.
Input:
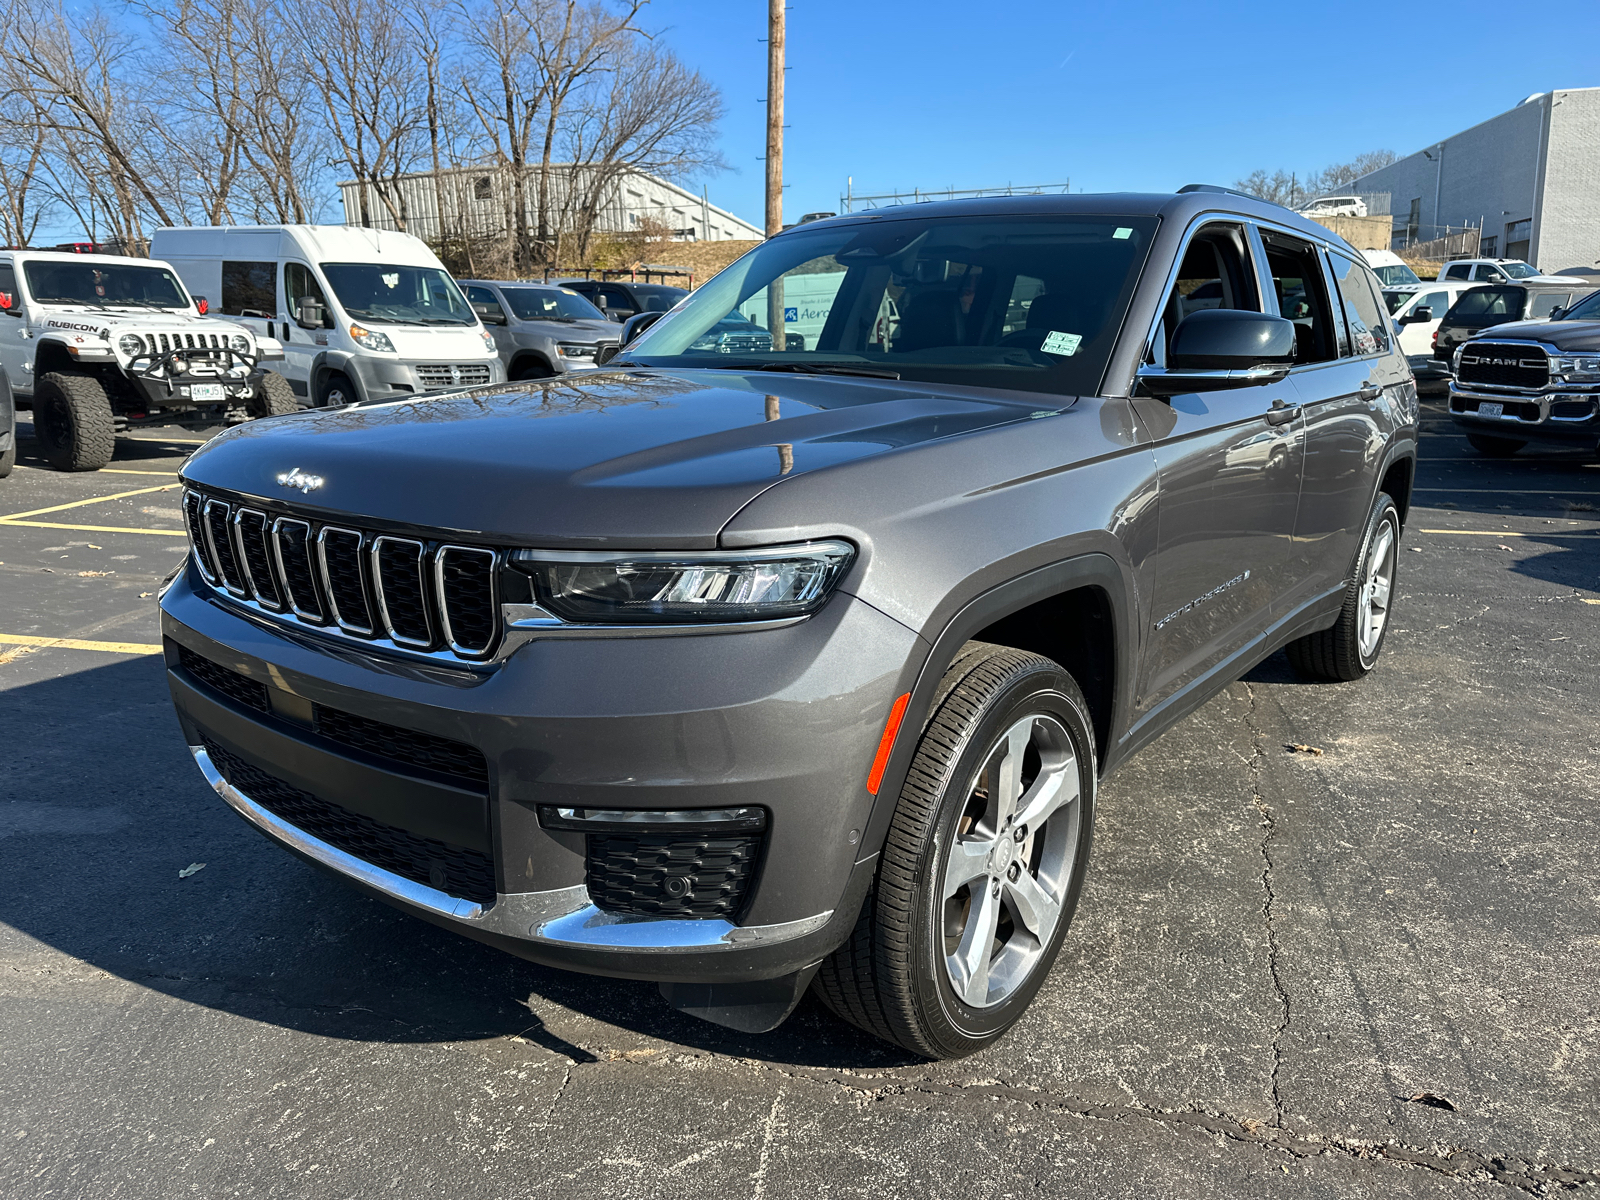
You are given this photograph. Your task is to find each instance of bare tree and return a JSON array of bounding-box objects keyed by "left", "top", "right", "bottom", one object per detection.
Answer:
[
  {"left": 456, "top": 0, "right": 543, "bottom": 271},
  {"left": 1236, "top": 150, "right": 1399, "bottom": 208}
]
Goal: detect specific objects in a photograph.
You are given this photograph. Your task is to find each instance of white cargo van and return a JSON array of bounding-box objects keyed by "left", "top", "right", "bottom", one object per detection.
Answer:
[{"left": 151, "top": 225, "right": 504, "bottom": 407}]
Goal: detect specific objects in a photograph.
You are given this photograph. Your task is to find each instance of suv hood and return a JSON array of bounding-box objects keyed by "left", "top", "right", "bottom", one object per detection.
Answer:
[
  {"left": 516, "top": 317, "right": 618, "bottom": 342},
  {"left": 180, "top": 369, "right": 1051, "bottom": 547},
  {"left": 35, "top": 307, "right": 244, "bottom": 337},
  {"left": 1474, "top": 319, "right": 1600, "bottom": 351}
]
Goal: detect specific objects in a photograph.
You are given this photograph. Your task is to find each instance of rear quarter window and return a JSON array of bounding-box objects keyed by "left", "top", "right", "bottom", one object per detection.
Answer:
[{"left": 1328, "top": 253, "right": 1391, "bottom": 355}]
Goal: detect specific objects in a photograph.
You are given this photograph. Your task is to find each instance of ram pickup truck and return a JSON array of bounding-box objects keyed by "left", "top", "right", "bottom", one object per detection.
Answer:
[
  {"left": 1449, "top": 287, "right": 1600, "bottom": 456},
  {"left": 161, "top": 188, "right": 1417, "bottom": 1059}
]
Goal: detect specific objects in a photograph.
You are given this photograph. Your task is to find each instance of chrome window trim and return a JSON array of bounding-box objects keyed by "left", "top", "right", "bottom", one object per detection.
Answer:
[
  {"left": 316, "top": 525, "right": 375, "bottom": 636},
  {"left": 370, "top": 535, "right": 434, "bottom": 649},
  {"left": 270, "top": 517, "right": 325, "bottom": 623},
  {"left": 1139, "top": 213, "right": 1271, "bottom": 372},
  {"left": 230, "top": 507, "right": 284, "bottom": 612},
  {"left": 434, "top": 544, "right": 499, "bottom": 659},
  {"left": 183, "top": 490, "right": 220, "bottom": 585},
  {"left": 201, "top": 498, "right": 248, "bottom": 597}
]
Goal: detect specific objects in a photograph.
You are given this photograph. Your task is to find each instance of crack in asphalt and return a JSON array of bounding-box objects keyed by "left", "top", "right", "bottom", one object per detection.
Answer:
[{"left": 1241, "top": 681, "right": 1290, "bottom": 1130}]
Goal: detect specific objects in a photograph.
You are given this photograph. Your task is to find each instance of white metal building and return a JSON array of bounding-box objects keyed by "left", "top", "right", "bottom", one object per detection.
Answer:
[
  {"left": 1350, "top": 88, "right": 1600, "bottom": 270},
  {"left": 336, "top": 165, "right": 761, "bottom": 245}
]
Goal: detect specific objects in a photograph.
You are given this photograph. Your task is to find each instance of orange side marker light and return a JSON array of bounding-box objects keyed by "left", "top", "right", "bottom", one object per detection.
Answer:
[{"left": 866, "top": 692, "right": 911, "bottom": 795}]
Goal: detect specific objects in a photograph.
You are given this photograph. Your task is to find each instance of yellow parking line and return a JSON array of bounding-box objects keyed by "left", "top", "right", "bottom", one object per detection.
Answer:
[
  {"left": 0, "top": 633, "right": 162, "bottom": 655},
  {"left": 0, "top": 484, "right": 178, "bottom": 521},
  {"left": 1418, "top": 528, "right": 1598, "bottom": 538},
  {"left": 0, "top": 519, "right": 186, "bottom": 536}
]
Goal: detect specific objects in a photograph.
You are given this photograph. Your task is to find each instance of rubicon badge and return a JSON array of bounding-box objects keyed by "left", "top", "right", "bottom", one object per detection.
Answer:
[{"left": 276, "top": 467, "right": 324, "bottom": 494}]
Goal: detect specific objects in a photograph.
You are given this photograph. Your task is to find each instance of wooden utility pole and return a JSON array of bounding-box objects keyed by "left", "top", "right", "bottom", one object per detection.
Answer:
[{"left": 765, "top": 0, "right": 785, "bottom": 350}]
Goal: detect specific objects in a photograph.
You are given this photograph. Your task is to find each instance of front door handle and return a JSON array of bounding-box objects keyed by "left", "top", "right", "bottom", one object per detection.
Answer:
[
  {"left": 1264, "top": 399, "right": 1300, "bottom": 426},
  {"left": 1357, "top": 383, "right": 1382, "bottom": 401}
]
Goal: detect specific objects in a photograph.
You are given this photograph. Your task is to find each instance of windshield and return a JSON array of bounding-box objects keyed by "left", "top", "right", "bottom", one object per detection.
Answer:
[
  {"left": 1448, "top": 288, "right": 1518, "bottom": 318},
  {"left": 1371, "top": 263, "right": 1421, "bottom": 287},
  {"left": 622, "top": 213, "right": 1158, "bottom": 395},
  {"left": 1500, "top": 262, "right": 1540, "bottom": 279},
  {"left": 1560, "top": 291, "right": 1600, "bottom": 321},
  {"left": 319, "top": 262, "right": 475, "bottom": 325},
  {"left": 23, "top": 260, "right": 190, "bottom": 309},
  {"left": 501, "top": 287, "right": 605, "bottom": 322}
]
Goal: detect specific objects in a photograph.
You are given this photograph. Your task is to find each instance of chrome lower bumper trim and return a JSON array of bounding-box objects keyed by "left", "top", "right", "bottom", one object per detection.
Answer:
[{"left": 191, "top": 744, "right": 831, "bottom": 953}]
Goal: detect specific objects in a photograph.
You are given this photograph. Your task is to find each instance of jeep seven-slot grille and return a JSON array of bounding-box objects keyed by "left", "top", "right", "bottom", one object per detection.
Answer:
[
  {"left": 1457, "top": 344, "right": 1549, "bottom": 390},
  {"left": 179, "top": 644, "right": 490, "bottom": 788},
  {"left": 183, "top": 488, "right": 500, "bottom": 660},
  {"left": 586, "top": 832, "right": 762, "bottom": 918},
  {"left": 202, "top": 738, "right": 496, "bottom": 904}
]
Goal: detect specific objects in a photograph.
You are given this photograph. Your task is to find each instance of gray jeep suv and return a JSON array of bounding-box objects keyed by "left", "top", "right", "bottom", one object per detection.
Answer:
[{"left": 162, "top": 188, "right": 1417, "bottom": 1059}]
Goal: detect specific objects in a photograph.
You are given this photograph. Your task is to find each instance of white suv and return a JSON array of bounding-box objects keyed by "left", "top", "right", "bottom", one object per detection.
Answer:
[
  {"left": 1437, "top": 258, "right": 1566, "bottom": 284},
  {"left": 0, "top": 251, "right": 292, "bottom": 471}
]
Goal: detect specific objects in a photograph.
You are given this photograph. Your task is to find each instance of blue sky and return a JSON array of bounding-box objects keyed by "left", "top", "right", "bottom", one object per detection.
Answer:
[{"left": 656, "top": 0, "right": 1600, "bottom": 229}]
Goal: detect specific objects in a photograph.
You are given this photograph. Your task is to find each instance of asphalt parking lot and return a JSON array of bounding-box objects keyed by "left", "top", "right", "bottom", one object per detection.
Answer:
[{"left": 2, "top": 400, "right": 1599, "bottom": 1199}]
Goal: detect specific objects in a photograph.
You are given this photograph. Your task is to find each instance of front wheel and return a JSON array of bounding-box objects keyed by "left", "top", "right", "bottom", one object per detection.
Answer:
[
  {"left": 1466, "top": 432, "right": 1525, "bottom": 457},
  {"left": 1286, "top": 492, "right": 1400, "bottom": 681},
  {"left": 247, "top": 371, "right": 299, "bottom": 418},
  {"left": 33, "top": 371, "right": 115, "bottom": 471},
  {"left": 814, "top": 643, "right": 1097, "bottom": 1059},
  {"left": 317, "top": 371, "right": 357, "bottom": 408}
]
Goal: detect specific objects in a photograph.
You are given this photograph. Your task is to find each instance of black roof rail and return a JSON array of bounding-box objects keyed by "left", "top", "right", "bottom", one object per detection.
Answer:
[{"left": 1177, "top": 183, "right": 1271, "bottom": 203}]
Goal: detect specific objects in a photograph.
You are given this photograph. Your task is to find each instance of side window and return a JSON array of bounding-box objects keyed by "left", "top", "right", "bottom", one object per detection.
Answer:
[
  {"left": 221, "top": 260, "right": 276, "bottom": 318},
  {"left": 598, "top": 284, "right": 634, "bottom": 312},
  {"left": 1150, "top": 224, "right": 1259, "bottom": 366},
  {"left": 1476, "top": 265, "right": 1504, "bottom": 282},
  {"left": 1262, "top": 235, "right": 1338, "bottom": 363},
  {"left": 0, "top": 262, "right": 18, "bottom": 314},
  {"left": 1444, "top": 264, "right": 1472, "bottom": 281},
  {"left": 285, "top": 262, "right": 332, "bottom": 328},
  {"left": 1328, "top": 252, "right": 1391, "bottom": 356},
  {"left": 1420, "top": 290, "right": 1451, "bottom": 316},
  {"left": 1528, "top": 292, "right": 1570, "bottom": 319},
  {"left": 464, "top": 285, "right": 505, "bottom": 320}
]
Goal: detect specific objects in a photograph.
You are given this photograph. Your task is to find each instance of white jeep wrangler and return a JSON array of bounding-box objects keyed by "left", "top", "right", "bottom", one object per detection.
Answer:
[{"left": 0, "top": 251, "right": 295, "bottom": 471}]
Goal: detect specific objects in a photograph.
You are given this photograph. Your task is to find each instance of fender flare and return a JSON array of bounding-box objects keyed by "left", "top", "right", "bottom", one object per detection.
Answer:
[
  {"left": 856, "top": 552, "right": 1137, "bottom": 865},
  {"left": 309, "top": 351, "right": 366, "bottom": 406}
]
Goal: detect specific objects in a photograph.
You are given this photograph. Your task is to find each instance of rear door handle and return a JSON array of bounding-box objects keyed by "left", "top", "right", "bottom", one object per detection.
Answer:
[
  {"left": 1264, "top": 399, "right": 1300, "bottom": 426},
  {"left": 1357, "top": 383, "right": 1382, "bottom": 401}
]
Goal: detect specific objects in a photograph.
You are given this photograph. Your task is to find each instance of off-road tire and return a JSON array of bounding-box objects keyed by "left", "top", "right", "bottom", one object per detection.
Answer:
[
  {"left": 813, "top": 642, "right": 1097, "bottom": 1059},
  {"left": 33, "top": 371, "right": 115, "bottom": 472},
  {"left": 247, "top": 371, "right": 299, "bottom": 418},
  {"left": 1286, "top": 493, "right": 1400, "bottom": 681},
  {"left": 0, "top": 437, "right": 14, "bottom": 478},
  {"left": 318, "top": 371, "right": 357, "bottom": 408},
  {"left": 1466, "top": 432, "right": 1525, "bottom": 457}
]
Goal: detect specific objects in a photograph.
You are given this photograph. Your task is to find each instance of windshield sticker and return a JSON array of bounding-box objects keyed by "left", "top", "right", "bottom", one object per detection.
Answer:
[
  {"left": 382, "top": 273, "right": 399, "bottom": 288},
  {"left": 1113, "top": 227, "right": 1133, "bottom": 240},
  {"left": 1041, "top": 330, "right": 1082, "bottom": 357}
]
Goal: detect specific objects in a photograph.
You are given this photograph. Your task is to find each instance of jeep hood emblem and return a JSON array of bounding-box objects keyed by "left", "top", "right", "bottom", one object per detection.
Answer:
[{"left": 276, "top": 467, "right": 324, "bottom": 494}]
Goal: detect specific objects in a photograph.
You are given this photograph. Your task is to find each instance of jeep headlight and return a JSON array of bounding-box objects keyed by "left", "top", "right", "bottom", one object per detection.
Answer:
[
  {"left": 117, "top": 333, "right": 145, "bottom": 358},
  {"left": 349, "top": 323, "right": 395, "bottom": 353},
  {"left": 1552, "top": 355, "right": 1600, "bottom": 381},
  {"left": 228, "top": 333, "right": 251, "bottom": 354},
  {"left": 512, "top": 541, "right": 854, "bottom": 623}
]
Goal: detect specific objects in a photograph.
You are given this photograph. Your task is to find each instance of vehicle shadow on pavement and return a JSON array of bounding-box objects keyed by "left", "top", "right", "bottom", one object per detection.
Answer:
[{"left": 0, "top": 654, "right": 921, "bottom": 1069}]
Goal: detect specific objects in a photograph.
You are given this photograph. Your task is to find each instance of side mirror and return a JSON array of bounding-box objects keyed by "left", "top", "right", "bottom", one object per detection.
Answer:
[
  {"left": 295, "top": 298, "right": 325, "bottom": 330},
  {"left": 1401, "top": 306, "right": 1433, "bottom": 324},
  {"left": 1137, "top": 309, "right": 1296, "bottom": 395},
  {"left": 472, "top": 303, "right": 507, "bottom": 326},
  {"left": 610, "top": 309, "right": 632, "bottom": 322},
  {"left": 1549, "top": 306, "right": 1567, "bottom": 320},
  {"left": 620, "top": 309, "right": 664, "bottom": 345},
  {"left": 0, "top": 291, "right": 19, "bottom": 316},
  {"left": 193, "top": 295, "right": 209, "bottom": 315}
]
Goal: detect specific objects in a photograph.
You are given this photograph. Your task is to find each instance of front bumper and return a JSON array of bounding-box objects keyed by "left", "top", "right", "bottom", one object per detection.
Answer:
[
  {"left": 161, "top": 563, "right": 916, "bottom": 983},
  {"left": 349, "top": 355, "right": 508, "bottom": 402},
  {"left": 1449, "top": 383, "right": 1600, "bottom": 447}
]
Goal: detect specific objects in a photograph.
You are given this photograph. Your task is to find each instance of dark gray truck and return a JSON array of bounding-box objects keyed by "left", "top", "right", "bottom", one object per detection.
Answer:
[{"left": 162, "top": 188, "right": 1417, "bottom": 1059}]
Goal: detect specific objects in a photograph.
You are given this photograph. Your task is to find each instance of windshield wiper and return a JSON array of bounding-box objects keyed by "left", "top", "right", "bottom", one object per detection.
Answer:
[
  {"left": 749, "top": 362, "right": 902, "bottom": 380},
  {"left": 344, "top": 312, "right": 428, "bottom": 325}
]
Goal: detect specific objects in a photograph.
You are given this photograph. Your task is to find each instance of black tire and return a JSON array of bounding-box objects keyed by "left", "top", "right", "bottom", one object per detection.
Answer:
[
  {"left": 814, "top": 642, "right": 1097, "bottom": 1059},
  {"left": 0, "top": 376, "right": 14, "bottom": 478},
  {"left": 247, "top": 371, "right": 299, "bottom": 418},
  {"left": 33, "top": 371, "right": 115, "bottom": 472},
  {"left": 317, "top": 371, "right": 358, "bottom": 408},
  {"left": 1466, "top": 432, "right": 1525, "bottom": 457},
  {"left": 511, "top": 359, "right": 554, "bottom": 382},
  {"left": 1286, "top": 493, "right": 1400, "bottom": 682}
]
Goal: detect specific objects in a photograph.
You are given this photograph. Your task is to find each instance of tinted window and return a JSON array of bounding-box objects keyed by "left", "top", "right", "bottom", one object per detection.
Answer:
[
  {"left": 597, "top": 285, "right": 634, "bottom": 311},
  {"left": 1528, "top": 292, "right": 1571, "bottom": 319},
  {"left": 626, "top": 213, "right": 1159, "bottom": 397},
  {"left": 499, "top": 287, "right": 606, "bottom": 321},
  {"left": 463, "top": 285, "right": 505, "bottom": 319},
  {"left": 1329, "top": 253, "right": 1391, "bottom": 355},
  {"left": 1447, "top": 288, "right": 1517, "bottom": 318},
  {"left": 23, "top": 260, "right": 189, "bottom": 308},
  {"left": 285, "top": 262, "right": 332, "bottom": 327},
  {"left": 222, "top": 260, "right": 276, "bottom": 317},
  {"left": 1444, "top": 264, "right": 1472, "bottom": 281},
  {"left": 1263, "top": 235, "right": 1337, "bottom": 362},
  {"left": 633, "top": 286, "right": 687, "bottom": 312}
]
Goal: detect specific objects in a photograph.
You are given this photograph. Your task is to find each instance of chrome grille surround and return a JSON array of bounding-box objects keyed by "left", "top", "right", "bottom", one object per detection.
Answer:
[{"left": 371, "top": 536, "right": 433, "bottom": 648}]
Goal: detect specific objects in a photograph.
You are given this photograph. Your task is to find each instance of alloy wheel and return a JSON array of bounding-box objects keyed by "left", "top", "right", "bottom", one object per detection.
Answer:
[{"left": 1358, "top": 518, "right": 1396, "bottom": 659}]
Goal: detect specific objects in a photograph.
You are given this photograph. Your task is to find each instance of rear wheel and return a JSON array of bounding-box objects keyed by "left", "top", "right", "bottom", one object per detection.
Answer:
[
  {"left": 1466, "top": 432, "right": 1525, "bottom": 457},
  {"left": 814, "top": 643, "right": 1097, "bottom": 1059},
  {"left": 247, "top": 371, "right": 299, "bottom": 418},
  {"left": 33, "top": 371, "right": 115, "bottom": 472},
  {"left": 317, "top": 371, "right": 357, "bottom": 408},
  {"left": 1286, "top": 493, "right": 1400, "bottom": 681}
]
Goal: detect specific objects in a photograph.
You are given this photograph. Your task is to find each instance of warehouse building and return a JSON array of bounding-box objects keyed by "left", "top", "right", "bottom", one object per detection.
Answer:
[{"left": 1350, "top": 88, "right": 1600, "bottom": 270}]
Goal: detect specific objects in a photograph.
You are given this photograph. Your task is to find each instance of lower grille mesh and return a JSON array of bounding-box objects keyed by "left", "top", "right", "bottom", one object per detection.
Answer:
[
  {"left": 179, "top": 645, "right": 269, "bottom": 713},
  {"left": 203, "top": 738, "right": 496, "bottom": 905},
  {"left": 312, "top": 705, "right": 489, "bottom": 788},
  {"left": 585, "top": 832, "right": 762, "bottom": 918}
]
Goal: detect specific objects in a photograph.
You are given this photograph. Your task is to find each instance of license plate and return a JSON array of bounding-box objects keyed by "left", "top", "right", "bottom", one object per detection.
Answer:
[
  {"left": 190, "top": 384, "right": 225, "bottom": 402},
  {"left": 1477, "top": 402, "right": 1504, "bottom": 418}
]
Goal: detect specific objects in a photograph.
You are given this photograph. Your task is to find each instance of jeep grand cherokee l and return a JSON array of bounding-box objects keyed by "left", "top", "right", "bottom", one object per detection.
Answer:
[{"left": 162, "top": 188, "right": 1417, "bottom": 1059}]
